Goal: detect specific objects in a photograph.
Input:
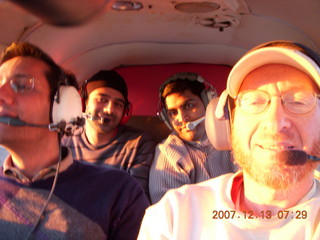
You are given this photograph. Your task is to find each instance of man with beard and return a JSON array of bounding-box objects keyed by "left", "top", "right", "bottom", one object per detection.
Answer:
[
  {"left": 63, "top": 70, "right": 157, "bottom": 200},
  {"left": 138, "top": 41, "right": 320, "bottom": 239},
  {"left": 149, "top": 72, "right": 237, "bottom": 203}
]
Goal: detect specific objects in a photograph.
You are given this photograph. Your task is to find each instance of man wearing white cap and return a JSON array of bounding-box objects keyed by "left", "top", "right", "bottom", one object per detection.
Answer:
[{"left": 138, "top": 41, "right": 320, "bottom": 239}]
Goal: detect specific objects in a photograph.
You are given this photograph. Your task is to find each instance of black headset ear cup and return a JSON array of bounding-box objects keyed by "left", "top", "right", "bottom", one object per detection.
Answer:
[
  {"left": 157, "top": 72, "right": 218, "bottom": 130},
  {"left": 158, "top": 88, "right": 216, "bottom": 131},
  {"left": 200, "top": 85, "right": 218, "bottom": 107},
  {"left": 79, "top": 81, "right": 88, "bottom": 112},
  {"left": 52, "top": 86, "right": 83, "bottom": 124},
  {"left": 205, "top": 94, "right": 231, "bottom": 150},
  {"left": 197, "top": 74, "right": 218, "bottom": 107},
  {"left": 158, "top": 106, "right": 173, "bottom": 130}
]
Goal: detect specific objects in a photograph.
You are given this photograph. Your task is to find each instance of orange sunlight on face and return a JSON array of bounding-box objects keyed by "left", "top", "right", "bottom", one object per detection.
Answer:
[
  {"left": 231, "top": 64, "right": 320, "bottom": 189},
  {"left": 165, "top": 89, "right": 206, "bottom": 141}
]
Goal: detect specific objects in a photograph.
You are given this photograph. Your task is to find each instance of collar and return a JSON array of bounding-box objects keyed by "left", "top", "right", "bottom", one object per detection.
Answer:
[
  {"left": 230, "top": 171, "right": 244, "bottom": 209},
  {"left": 3, "top": 147, "right": 73, "bottom": 184},
  {"left": 230, "top": 171, "right": 318, "bottom": 210},
  {"left": 171, "top": 131, "right": 212, "bottom": 148},
  {"left": 83, "top": 125, "right": 120, "bottom": 149}
]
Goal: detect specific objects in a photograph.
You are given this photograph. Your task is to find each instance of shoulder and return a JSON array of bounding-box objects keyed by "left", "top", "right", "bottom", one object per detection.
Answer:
[
  {"left": 66, "top": 161, "right": 150, "bottom": 204},
  {"left": 168, "top": 173, "right": 234, "bottom": 198},
  {"left": 66, "top": 161, "right": 141, "bottom": 188},
  {"left": 59, "top": 161, "right": 150, "bottom": 219},
  {"left": 156, "top": 133, "right": 190, "bottom": 160},
  {"left": 315, "top": 178, "right": 320, "bottom": 197},
  {"left": 62, "top": 130, "right": 87, "bottom": 146},
  {"left": 159, "top": 132, "right": 183, "bottom": 148},
  {"left": 153, "top": 133, "right": 189, "bottom": 166},
  {"left": 118, "top": 125, "right": 155, "bottom": 141},
  {"left": 163, "top": 173, "right": 234, "bottom": 206},
  {"left": 147, "top": 173, "right": 235, "bottom": 214}
]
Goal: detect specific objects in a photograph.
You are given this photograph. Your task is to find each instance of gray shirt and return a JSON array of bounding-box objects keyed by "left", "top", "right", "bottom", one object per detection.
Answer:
[{"left": 149, "top": 132, "right": 237, "bottom": 204}]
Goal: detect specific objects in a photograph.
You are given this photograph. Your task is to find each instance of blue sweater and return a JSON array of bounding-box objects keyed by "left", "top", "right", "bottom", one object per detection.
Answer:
[
  {"left": 63, "top": 125, "right": 157, "bottom": 199},
  {"left": 0, "top": 160, "right": 149, "bottom": 239}
]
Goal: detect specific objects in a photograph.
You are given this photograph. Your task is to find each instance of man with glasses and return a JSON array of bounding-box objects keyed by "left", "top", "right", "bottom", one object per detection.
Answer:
[
  {"left": 0, "top": 42, "right": 149, "bottom": 239},
  {"left": 138, "top": 41, "right": 320, "bottom": 239}
]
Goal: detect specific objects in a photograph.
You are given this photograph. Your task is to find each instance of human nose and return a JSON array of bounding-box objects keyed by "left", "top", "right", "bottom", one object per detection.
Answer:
[
  {"left": 261, "top": 97, "right": 291, "bottom": 132},
  {"left": 172, "top": 109, "right": 189, "bottom": 126},
  {"left": 103, "top": 101, "right": 113, "bottom": 114},
  {"left": 0, "top": 79, "right": 14, "bottom": 105}
]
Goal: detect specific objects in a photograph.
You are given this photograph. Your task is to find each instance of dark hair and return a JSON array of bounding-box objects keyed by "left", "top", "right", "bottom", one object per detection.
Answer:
[
  {"left": 64, "top": 70, "right": 79, "bottom": 89},
  {"left": 0, "top": 41, "right": 76, "bottom": 102},
  {"left": 0, "top": 41, "right": 78, "bottom": 121},
  {"left": 160, "top": 72, "right": 206, "bottom": 104},
  {"left": 81, "top": 70, "right": 128, "bottom": 104}
]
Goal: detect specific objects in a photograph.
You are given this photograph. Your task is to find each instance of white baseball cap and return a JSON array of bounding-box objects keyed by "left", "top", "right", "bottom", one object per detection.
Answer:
[{"left": 227, "top": 43, "right": 320, "bottom": 98}]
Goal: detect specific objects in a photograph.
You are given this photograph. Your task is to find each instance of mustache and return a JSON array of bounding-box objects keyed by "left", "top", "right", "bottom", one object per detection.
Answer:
[
  {"left": 98, "top": 114, "right": 115, "bottom": 120},
  {"left": 256, "top": 132, "right": 294, "bottom": 142}
]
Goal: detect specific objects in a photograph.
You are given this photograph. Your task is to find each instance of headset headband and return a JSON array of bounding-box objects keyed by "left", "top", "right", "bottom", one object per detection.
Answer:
[{"left": 158, "top": 72, "right": 217, "bottom": 130}]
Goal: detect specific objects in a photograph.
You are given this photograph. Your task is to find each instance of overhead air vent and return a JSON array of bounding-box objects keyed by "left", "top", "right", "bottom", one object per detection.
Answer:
[
  {"left": 112, "top": 1, "right": 143, "bottom": 11},
  {"left": 175, "top": 2, "right": 220, "bottom": 13},
  {"left": 192, "top": 15, "right": 240, "bottom": 31}
]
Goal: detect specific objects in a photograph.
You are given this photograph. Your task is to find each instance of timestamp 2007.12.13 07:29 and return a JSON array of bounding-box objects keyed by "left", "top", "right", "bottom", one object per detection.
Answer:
[{"left": 212, "top": 210, "right": 307, "bottom": 220}]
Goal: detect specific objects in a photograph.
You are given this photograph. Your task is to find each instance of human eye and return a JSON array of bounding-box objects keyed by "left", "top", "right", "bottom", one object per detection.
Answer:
[
  {"left": 240, "top": 91, "right": 267, "bottom": 106},
  {"left": 284, "top": 91, "right": 315, "bottom": 114},
  {"left": 238, "top": 90, "right": 268, "bottom": 114},
  {"left": 185, "top": 102, "right": 194, "bottom": 110},
  {"left": 168, "top": 109, "right": 177, "bottom": 117},
  {"left": 114, "top": 101, "right": 124, "bottom": 109},
  {"left": 10, "top": 75, "right": 34, "bottom": 93},
  {"left": 96, "top": 96, "right": 108, "bottom": 103},
  {"left": 285, "top": 91, "right": 313, "bottom": 106}
]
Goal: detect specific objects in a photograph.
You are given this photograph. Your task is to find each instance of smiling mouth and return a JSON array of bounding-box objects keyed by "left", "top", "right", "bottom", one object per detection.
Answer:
[
  {"left": 98, "top": 114, "right": 114, "bottom": 122},
  {"left": 258, "top": 145, "right": 295, "bottom": 151},
  {"left": 180, "top": 126, "right": 190, "bottom": 132},
  {"left": 0, "top": 110, "right": 17, "bottom": 117}
]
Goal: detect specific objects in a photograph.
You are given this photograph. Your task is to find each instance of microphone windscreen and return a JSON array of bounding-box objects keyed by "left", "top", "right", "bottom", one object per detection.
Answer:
[
  {"left": 186, "top": 122, "right": 195, "bottom": 130},
  {"left": 0, "top": 117, "right": 27, "bottom": 126},
  {"left": 279, "top": 150, "right": 307, "bottom": 165}
]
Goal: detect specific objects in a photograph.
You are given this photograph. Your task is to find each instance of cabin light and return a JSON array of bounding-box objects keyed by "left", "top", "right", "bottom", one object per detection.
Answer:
[
  {"left": 175, "top": 2, "right": 220, "bottom": 13},
  {"left": 112, "top": 1, "right": 143, "bottom": 11}
]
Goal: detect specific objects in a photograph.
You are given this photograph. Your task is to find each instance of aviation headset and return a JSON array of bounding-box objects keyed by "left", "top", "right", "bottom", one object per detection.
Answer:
[
  {"left": 0, "top": 41, "right": 82, "bottom": 129},
  {"left": 205, "top": 40, "right": 320, "bottom": 150},
  {"left": 51, "top": 70, "right": 83, "bottom": 127},
  {"left": 79, "top": 70, "right": 133, "bottom": 125},
  {"left": 0, "top": 42, "right": 84, "bottom": 239},
  {"left": 158, "top": 72, "right": 218, "bottom": 130}
]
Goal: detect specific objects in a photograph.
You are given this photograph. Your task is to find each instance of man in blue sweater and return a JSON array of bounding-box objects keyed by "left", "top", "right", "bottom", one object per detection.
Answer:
[{"left": 0, "top": 41, "right": 149, "bottom": 239}]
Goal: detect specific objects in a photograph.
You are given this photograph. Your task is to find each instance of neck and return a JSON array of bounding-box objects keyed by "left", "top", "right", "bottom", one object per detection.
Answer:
[
  {"left": 239, "top": 171, "right": 314, "bottom": 216},
  {"left": 85, "top": 124, "right": 116, "bottom": 146},
  {"left": 8, "top": 132, "right": 60, "bottom": 179}
]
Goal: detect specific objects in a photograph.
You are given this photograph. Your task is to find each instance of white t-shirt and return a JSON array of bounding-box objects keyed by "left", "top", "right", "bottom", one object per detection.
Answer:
[{"left": 138, "top": 172, "right": 320, "bottom": 240}]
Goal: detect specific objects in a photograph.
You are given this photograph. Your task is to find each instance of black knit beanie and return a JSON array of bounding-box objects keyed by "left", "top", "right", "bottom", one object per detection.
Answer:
[{"left": 86, "top": 70, "right": 128, "bottom": 102}]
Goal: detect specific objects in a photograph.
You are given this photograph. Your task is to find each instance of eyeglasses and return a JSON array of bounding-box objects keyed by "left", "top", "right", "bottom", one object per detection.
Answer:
[
  {"left": 236, "top": 90, "right": 320, "bottom": 115},
  {"left": 0, "top": 74, "right": 35, "bottom": 93}
]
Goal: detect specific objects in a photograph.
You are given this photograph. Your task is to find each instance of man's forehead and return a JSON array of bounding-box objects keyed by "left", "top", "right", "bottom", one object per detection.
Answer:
[
  {"left": 226, "top": 45, "right": 320, "bottom": 98},
  {"left": 165, "top": 90, "right": 198, "bottom": 108},
  {"left": 239, "top": 64, "right": 317, "bottom": 92},
  {"left": 89, "top": 87, "right": 125, "bottom": 101},
  {"left": 0, "top": 56, "right": 49, "bottom": 75}
]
